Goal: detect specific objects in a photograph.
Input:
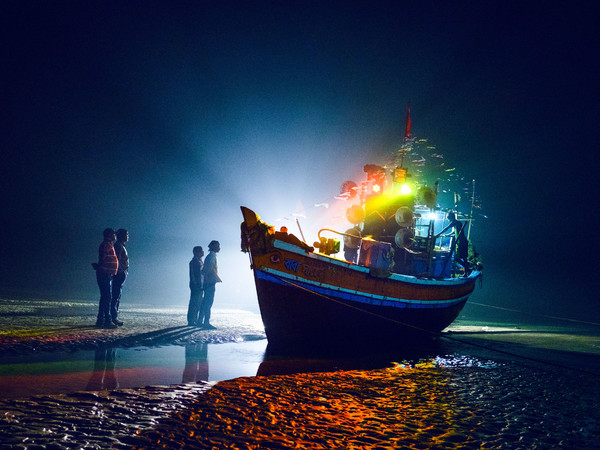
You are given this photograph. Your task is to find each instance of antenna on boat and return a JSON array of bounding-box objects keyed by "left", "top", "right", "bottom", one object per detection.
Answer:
[
  {"left": 467, "top": 178, "right": 475, "bottom": 240},
  {"left": 404, "top": 103, "right": 412, "bottom": 143},
  {"left": 296, "top": 218, "right": 307, "bottom": 243}
]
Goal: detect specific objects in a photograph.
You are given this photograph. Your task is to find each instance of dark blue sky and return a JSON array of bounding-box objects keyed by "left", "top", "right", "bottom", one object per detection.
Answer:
[{"left": 1, "top": 1, "right": 597, "bottom": 320}]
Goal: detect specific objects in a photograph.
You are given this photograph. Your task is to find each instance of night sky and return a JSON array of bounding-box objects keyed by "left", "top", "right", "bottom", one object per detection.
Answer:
[{"left": 1, "top": 1, "right": 597, "bottom": 321}]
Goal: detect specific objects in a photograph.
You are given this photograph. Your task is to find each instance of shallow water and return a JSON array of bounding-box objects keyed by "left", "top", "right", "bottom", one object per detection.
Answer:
[
  {"left": 0, "top": 339, "right": 268, "bottom": 400},
  {"left": 2, "top": 317, "right": 599, "bottom": 401},
  {"left": 0, "top": 339, "right": 487, "bottom": 400}
]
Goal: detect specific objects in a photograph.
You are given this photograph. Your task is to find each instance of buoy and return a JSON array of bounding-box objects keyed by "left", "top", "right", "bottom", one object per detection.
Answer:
[
  {"left": 395, "top": 228, "right": 415, "bottom": 249},
  {"left": 395, "top": 206, "right": 413, "bottom": 227},
  {"left": 346, "top": 205, "right": 365, "bottom": 224}
]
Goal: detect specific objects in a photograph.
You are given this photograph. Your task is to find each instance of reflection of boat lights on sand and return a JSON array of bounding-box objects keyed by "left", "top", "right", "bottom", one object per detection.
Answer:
[{"left": 240, "top": 107, "right": 483, "bottom": 352}]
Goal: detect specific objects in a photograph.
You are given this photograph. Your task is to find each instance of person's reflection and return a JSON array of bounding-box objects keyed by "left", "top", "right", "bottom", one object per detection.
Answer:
[
  {"left": 86, "top": 345, "right": 119, "bottom": 391},
  {"left": 183, "top": 342, "right": 209, "bottom": 383}
]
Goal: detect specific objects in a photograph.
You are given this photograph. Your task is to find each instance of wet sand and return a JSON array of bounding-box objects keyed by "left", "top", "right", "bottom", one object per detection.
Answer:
[
  {"left": 1, "top": 298, "right": 600, "bottom": 448},
  {"left": 0, "top": 382, "right": 213, "bottom": 449},
  {"left": 131, "top": 364, "right": 599, "bottom": 449}
]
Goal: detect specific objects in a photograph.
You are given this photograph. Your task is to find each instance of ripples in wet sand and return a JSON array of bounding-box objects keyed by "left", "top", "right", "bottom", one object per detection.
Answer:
[
  {"left": 2, "top": 357, "right": 596, "bottom": 448},
  {"left": 128, "top": 361, "right": 599, "bottom": 449}
]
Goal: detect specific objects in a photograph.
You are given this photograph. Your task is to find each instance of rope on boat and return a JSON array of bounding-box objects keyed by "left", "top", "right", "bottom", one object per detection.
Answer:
[
  {"left": 272, "top": 274, "right": 600, "bottom": 377},
  {"left": 317, "top": 228, "right": 361, "bottom": 242}
]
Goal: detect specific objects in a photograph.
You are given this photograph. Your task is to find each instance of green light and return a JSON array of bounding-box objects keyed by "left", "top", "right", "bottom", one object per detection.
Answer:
[{"left": 399, "top": 183, "right": 412, "bottom": 195}]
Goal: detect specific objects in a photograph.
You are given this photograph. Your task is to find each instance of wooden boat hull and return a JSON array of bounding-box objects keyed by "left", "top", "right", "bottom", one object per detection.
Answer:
[
  {"left": 255, "top": 269, "right": 471, "bottom": 350},
  {"left": 241, "top": 207, "right": 480, "bottom": 351}
]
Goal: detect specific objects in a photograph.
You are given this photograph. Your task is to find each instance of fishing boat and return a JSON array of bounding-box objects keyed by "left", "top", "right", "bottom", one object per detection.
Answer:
[{"left": 240, "top": 111, "right": 482, "bottom": 351}]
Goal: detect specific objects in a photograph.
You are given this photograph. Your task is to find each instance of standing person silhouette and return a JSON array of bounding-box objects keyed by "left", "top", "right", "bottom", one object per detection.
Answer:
[
  {"left": 187, "top": 246, "right": 204, "bottom": 326},
  {"left": 93, "top": 228, "right": 118, "bottom": 328},
  {"left": 111, "top": 229, "right": 129, "bottom": 326},
  {"left": 435, "top": 212, "right": 470, "bottom": 277},
  {"left": 199, "top": 240, "right": 221, "bottom": 329}
]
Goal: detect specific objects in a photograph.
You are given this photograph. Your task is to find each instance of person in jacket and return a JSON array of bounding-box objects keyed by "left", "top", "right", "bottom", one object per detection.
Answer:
[
  {"left": 111, "top": 229, "right": 129, "bottom": 326},
  {"left": 93, "top": 228, "right": 119, "bottom": 328},
  {"left": 187, "top": 246, "right": 204, "bottom": 326},
  {"left": 199, "top": 240, "right": 221, "bottom": 329}
]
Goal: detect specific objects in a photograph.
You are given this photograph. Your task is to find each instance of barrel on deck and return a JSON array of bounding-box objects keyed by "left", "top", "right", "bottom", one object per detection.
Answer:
[{"left": 359, "top": 240, "right": 393, "bottom": 273}]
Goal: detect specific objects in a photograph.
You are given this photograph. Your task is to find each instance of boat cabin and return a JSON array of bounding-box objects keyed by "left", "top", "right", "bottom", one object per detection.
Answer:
[{"left": 315, "top": 164, "right": 472, "bottom": 279}]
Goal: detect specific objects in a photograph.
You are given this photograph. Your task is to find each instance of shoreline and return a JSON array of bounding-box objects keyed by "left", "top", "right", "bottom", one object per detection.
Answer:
[{"left": 3, "top": 297, "right": 599, "bottom": 357}]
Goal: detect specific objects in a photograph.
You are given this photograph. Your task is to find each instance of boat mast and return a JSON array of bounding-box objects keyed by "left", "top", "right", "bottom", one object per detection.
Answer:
[{"left": 398, "top": 103, "right": 412, "bottom": 168}]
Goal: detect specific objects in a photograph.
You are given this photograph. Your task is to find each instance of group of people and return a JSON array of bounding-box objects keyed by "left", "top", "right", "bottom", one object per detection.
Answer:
[
  {"left": 186, "top": 240, "right": 222, "bottom": 329},
  {"left": 92, "top": 228, "right": 129, "bottom": 329},
  {"left": 93, "top": 229, "right": 222, "bottom": 330}
]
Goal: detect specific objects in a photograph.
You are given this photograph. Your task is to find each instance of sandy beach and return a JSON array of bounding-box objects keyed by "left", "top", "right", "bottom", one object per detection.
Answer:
[{"left": 1, "top": 297, "right": 600, "bottom": 449}]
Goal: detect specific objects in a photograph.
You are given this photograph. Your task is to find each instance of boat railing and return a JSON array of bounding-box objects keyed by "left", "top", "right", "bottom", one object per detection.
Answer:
[{"left": 315, "top": 226, "right": 470, "bottom": 279}]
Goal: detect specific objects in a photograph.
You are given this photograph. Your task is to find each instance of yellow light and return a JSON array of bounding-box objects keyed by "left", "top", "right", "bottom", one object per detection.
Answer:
[
  {"left": 399, "top": 183, "right": 412, "bottom": 195},
  {"left": 393, "top": 168, "right": 407, "bottom": 183},
  {"left": 372, "top": 183, "right": 381, "bottom": 193}
]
